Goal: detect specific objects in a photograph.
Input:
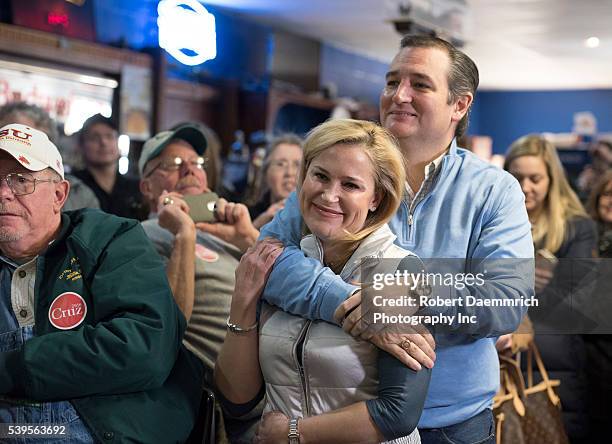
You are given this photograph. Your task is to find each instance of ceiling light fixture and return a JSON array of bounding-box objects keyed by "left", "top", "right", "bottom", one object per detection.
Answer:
[
  {"left": 585, "top": 36, "right": 600, "bottom": 48},
  {"left": 157, "top": 0, "right": 217, "bottom": 66}
]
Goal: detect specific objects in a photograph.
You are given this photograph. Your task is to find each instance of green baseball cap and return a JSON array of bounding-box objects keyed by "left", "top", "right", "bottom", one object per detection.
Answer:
[{"left": 139, "top": 124, "right": 208, "bottom": 176}]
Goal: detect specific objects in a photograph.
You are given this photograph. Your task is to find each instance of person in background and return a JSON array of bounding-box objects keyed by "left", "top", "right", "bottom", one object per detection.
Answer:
[
  {"left": 73, "top": 113, "right": 144, "bottom": 220},
  {"left": 248, "top": 134, "right": 303, "bottom": 229},
  {"left": 216, "top": 119, "right": 430, "bottom": 444},
  {"left": 586, "top": 170, "right": 612, "bottom": 258},
  {"left": 170, "top": 121, "right": 223, "bottom": 192},
  {"left": 584, "top": 170, "right": 612, "bottom": 442},
  {"left": 503, "top": 134, "right": 597, "bottom": 443},
  {"left": 139, "top": 124, "right": 261, "bottom": 443},
  {"left": 577, "top": 140, "right": 612, "bottom": 201},
  {"left": 0, "top": 101, "right": 99, "bottom": 211},
  {"left": 0, "top": 124, "right": 202, "bottom": 443}
]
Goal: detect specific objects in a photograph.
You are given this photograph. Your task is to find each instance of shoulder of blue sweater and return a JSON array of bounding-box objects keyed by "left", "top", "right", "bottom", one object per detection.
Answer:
[{"left": 449, "top": 145, "right": 517, "bottom": 187}]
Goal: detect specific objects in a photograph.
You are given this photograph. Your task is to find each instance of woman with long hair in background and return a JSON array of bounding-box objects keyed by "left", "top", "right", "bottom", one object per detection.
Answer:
[{"left": 503, "top": 135, "right": 597, "bottom": 443}]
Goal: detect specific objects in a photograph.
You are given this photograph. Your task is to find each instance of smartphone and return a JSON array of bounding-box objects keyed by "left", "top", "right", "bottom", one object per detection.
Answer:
[
  {"left": 183, "top": 192, "right": 218, "bottom": 223},
  {"left": 535, "top": 248, "right": 558, "bottom": 273}
]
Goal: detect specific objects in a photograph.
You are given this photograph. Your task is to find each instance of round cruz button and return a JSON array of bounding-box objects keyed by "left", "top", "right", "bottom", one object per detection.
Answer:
[{"left": 48, "top": 292, "right": 87, "bottom": 330}]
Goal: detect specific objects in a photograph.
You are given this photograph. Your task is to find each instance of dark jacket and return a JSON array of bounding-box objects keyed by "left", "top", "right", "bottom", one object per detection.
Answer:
[
  {"left": 73, "top": 169, "right": 145, "bottom": 220},
  {"left": 0, "top": 209, "right": 203, "bottom": 443},
  {"left": 584, "top": 222, "right": 612, "bottom": 441},
  {"left": 528, "top": 216, "right": 597, "bottom": 442},
  {"left": 248, "top": 191, "right": 272, "bottom": 221}
]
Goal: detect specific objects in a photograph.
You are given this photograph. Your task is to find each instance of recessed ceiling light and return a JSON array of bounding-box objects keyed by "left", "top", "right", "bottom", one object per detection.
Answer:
[{"left": 585, "top": 37, "right": 600, "bottom": 48}]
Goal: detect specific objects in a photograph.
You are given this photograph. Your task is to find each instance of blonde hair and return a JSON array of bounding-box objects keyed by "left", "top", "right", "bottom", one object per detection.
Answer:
[
  {"left": 504, "top": 135, "right": 586, "bottom": 253},
  {"left": 298, "top": 119, "right": 405, "bottom": 267}
]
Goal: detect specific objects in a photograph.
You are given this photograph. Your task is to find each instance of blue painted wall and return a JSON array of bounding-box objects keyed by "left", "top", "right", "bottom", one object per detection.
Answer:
[
  {"left": 93, "top": 0, "right": 158, "bottom": 49},
  {"left": 320, "top": 44, "right": 388, "bottom": 105},
  {"left": 93, "top": 1, "right": 390, "bottom": 96},
  {"left": 471, "top": 89, "right": 612, "bottom": 154},
  {"left": 90, "top": 1, "right": 612, "bottom": 154},
  {"left": 93, "top": 1, "right": 272, "bottom": 88},
  {"left": 162, "top": 5, "right": 272, "bottom": 89}
]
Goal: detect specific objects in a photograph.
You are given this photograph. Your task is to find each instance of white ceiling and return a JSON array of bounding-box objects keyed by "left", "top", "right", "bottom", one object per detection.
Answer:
[{"left": 199, "top": 0, "right": 612, "bottom": 90}]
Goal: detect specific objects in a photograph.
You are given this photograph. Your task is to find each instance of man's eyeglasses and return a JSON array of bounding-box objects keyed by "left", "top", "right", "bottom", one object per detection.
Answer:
[
  {"left": 145, "top": 156, "right": 207, "bottom": 178},
  {"left": 0, "top": 172, "right": 59, "bottom": 196}
]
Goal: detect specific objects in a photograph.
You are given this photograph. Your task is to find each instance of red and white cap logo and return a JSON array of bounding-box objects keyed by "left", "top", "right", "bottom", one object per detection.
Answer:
[
  {"left": 48, "top": 292, "right": 87, "bottom": 330},
  {"left": 0, "top": 124, "right": 64, "bottom": 179}
]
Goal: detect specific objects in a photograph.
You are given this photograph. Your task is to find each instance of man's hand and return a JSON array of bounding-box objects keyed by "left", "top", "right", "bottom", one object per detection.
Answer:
[
  {"left": 196, "top": 198, "right": 259, "bottom": 252},
  {"left": 157, "top": 191, "right": 195, "bottom": 237},
  {"left": 495, "top": 334, "right": 513, "bottom": 352},
  {"left": 253, "top": 411, "right": 289, "bottom": 444},
  {"left": 334, "top": 291, "right": 436, "bottom": 371},
  {"left": 156, "top": 191, "right": 197, "bottom": 319},
  {"left": 534, "top": 265, "right": 554, "bottom": 293},
  {"left": 232, "top": 238, "right": 284, "bottom": 310}
]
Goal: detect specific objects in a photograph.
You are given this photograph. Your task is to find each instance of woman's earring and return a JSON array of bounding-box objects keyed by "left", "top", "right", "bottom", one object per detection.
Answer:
[{"left": 370, "top": 206, "right": 377, "bottom": 212}]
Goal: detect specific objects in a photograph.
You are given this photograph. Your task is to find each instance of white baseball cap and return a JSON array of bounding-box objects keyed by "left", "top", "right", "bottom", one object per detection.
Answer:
[{"left": 0, "top": 123, "right": 64, "bottom": 179}]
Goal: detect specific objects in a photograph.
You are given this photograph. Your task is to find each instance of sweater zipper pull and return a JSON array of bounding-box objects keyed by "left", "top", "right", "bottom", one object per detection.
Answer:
[{"left": 408, "top": 214, "right": 413, "bottom": 226}]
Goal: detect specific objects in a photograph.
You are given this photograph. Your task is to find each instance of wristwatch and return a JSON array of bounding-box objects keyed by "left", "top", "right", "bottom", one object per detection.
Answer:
[{"left": 288, "top": 417, "right": 300, "bottom": 444}]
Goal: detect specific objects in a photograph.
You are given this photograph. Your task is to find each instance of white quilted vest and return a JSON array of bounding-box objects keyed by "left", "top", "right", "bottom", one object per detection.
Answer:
[{"left": 259, "top": 225, "right": 421, "bottom": 444}]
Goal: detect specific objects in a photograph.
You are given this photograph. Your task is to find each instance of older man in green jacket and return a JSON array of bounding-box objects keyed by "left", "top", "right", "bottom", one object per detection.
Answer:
[{"left": 0, "top": 123, "right": 202, "bottom": 443}]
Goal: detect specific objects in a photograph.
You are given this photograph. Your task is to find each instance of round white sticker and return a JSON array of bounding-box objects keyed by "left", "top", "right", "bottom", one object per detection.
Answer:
[
  {"left": 48, "top": 292, "right": 87, "bottom": 330},
  {"left": 195, "top": 244, "right": 219, "bottom": 262}
]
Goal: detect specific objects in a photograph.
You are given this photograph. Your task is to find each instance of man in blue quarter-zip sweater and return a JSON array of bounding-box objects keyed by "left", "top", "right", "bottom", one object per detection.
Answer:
[{"left": 258, "top": 35, "right": 534, "bottom": 444}]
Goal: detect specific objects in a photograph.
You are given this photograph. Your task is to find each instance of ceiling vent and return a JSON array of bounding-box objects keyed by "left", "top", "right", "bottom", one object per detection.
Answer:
[{"left": 386, "top": 0, "right": 468, "bottom": 47}]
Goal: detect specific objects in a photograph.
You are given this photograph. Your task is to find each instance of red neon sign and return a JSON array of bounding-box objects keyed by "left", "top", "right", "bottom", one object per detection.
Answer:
[{"left": 47, "top": 12, "right": 69, "bottom": 28}]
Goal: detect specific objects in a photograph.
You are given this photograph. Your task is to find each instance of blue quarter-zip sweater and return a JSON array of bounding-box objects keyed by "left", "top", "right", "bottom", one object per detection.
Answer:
[{"left": 260, "top": 139, "right": 534, "bottom": 428}]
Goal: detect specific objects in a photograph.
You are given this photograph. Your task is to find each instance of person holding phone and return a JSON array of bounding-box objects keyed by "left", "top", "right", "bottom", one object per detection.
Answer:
[
  {"left": 502, "top": 135, "right": 597, "bottom": 442},
  {"left": 138, "top": 124, "right": 260, "bottom": 375}
]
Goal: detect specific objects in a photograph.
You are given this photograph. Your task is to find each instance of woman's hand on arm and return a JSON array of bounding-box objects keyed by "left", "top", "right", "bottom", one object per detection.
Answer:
[{"left": 214, "top": 239, "right": 284, "bottom": 404}]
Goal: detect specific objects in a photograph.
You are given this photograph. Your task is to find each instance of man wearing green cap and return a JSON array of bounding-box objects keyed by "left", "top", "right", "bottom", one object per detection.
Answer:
[
  {"left": 139, "top": 124, "right": 265, "bottom": 442},
  {"left": 139, "top": 123, "right": 260, "bottom": 376}
]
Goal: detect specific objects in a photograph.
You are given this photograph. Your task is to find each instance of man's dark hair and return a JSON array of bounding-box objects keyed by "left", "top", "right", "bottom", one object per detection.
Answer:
[
  {"left": 400, "top": 34, "right": 479, "bottom": 138},
  {"left": 79, "top": 113, "right": 118, "bottom": 143}
]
